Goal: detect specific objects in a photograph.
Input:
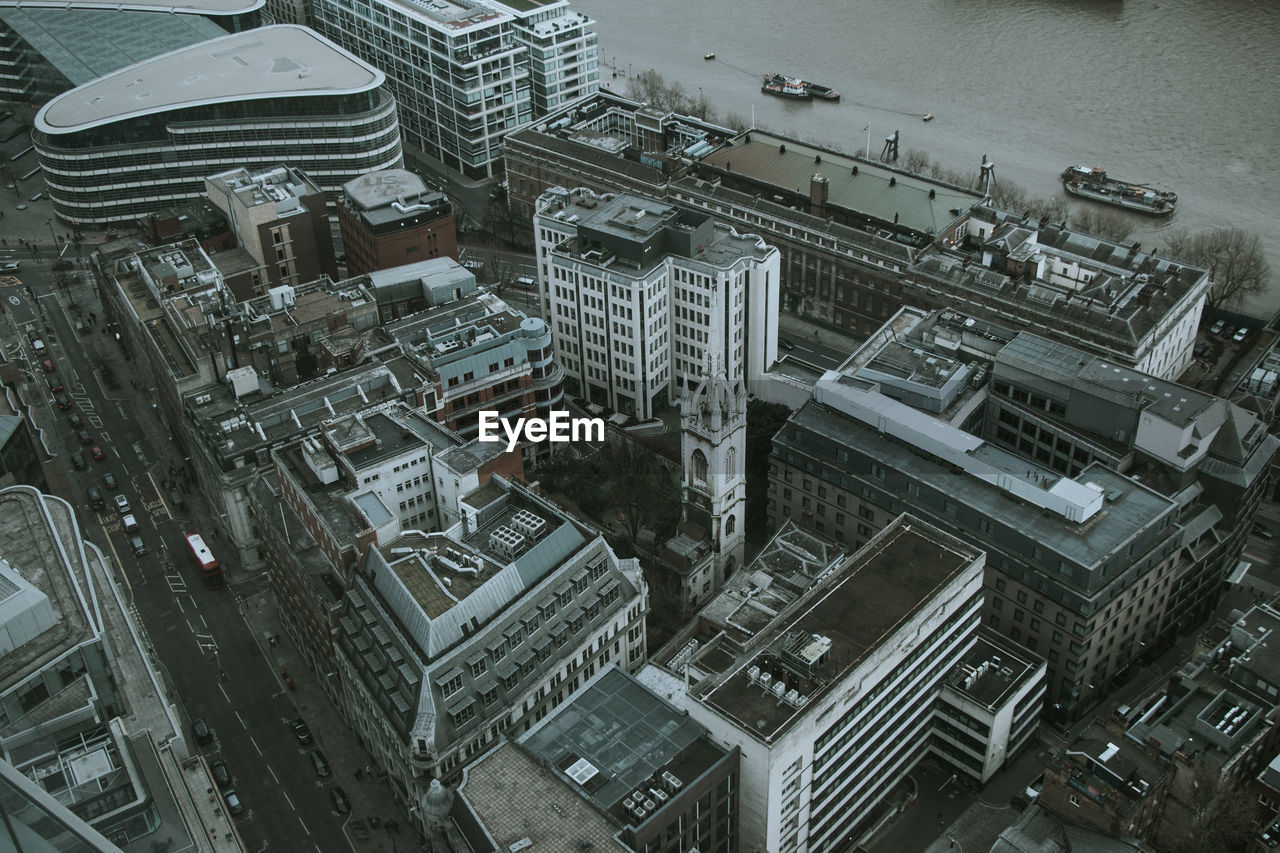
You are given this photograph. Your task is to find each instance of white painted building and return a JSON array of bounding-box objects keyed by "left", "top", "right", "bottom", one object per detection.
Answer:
[
  {"left": 485, "top": 0, "right": 598, "bottom": 115},
  {"left": 651, "top": 516, "right": 1043, "bottom": 853},
  {"left": 533, "top": 186, "right": 780, "bottom": 419}
]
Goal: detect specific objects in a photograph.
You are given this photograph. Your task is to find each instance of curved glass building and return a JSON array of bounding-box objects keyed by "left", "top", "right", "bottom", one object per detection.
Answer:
[{"left": 33, "top": 24, "right": 404, "bottom": 225}]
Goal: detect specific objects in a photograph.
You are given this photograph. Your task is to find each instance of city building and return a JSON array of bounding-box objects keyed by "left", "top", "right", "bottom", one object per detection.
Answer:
[
  {"left": 204, "top": 165, "right": 339, "bottom": 296},
  {"left": 338, "top": 169, "right": 457, "bottom": 277},
  {"left": 329, "top": 475, "right": 648, "bottom": 831},
  {"left": 506, "top": 95, "right": 1210, "bottom": 377},
  {"left": 655, "top": 371, "right": 747, "bottom": 610},
  {"left": 253, "top": 400, "right": 523, "bottom": 692},
  {"left": 0, "top": 0, "right": 263, "bottom": 106},
  {"left": 767, "top": 306, "right": 1276, "bottom": 721},
  {"left": 650, "top": 517, "right": 1042, "bottom": 852},
  {"left": 516, "top": 665, "right": 739, "bottom": 853},
  {"left": 533, "top": 187, "right": 779, "bottom": 419},
  {"left": 141, "top": 198, "right": 234, "bottom": 256},
  {"left": 34, "top": 25, "right": 403, "bottom": 225},
  {"left": 0, "top": 383, "right": 47, "bottom": 490},
  {"left": 0, "top": 485, "right": 235, "bottom": 850},
  {"left": 312, "top": 0, "right": 598, "bottom": 179}
]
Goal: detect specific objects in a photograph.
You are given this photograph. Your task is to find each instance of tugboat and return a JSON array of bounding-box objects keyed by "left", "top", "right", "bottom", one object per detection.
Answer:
[
  {"left": 762, "top": 73, "right": 839, "bottom": 101},
  {"left": 1060, "top": 165, "right": 1177, "bottom": 216},
  {"left": 761, "top": 73, "right": 811, "bottom": 100}
]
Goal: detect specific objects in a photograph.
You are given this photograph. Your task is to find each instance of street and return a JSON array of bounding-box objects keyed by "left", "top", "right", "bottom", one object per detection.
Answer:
[{"left": 2, "top": 256, "right": 380, "bottom": 852}]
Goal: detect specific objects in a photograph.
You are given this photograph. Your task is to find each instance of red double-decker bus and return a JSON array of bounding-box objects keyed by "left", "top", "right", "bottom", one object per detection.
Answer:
[{"left": 185, "top": 533, "right": 223, "bottom": 589}]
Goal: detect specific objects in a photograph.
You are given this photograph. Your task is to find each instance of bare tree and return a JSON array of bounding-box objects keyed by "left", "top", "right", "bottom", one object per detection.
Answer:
[
  {"left": 1162, "top": 763, "right": 1259, "bottom": 853},
  {"left": 1070, "top": 207, "right": 1135, "bottom": 241},
  {"left": 722, "top": 111, "right": 749, "bottom": 132},
  {"left": 903, "top": 148, "right": 931, "bottom": 175},
  {"left": 1025, "top": 193, "right": 1069, "bottom": 224},
  {"left": 1165, "top": 227, "right": 1271, "bottom": 314}
]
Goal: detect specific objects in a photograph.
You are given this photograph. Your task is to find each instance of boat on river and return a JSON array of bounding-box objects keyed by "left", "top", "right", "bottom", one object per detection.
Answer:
[
  {"left": 1060, "top": 165, "right": 1177, "bottom": 216},
  {"left": 762, "top": 73, "right": 839, "bottom": 102}
]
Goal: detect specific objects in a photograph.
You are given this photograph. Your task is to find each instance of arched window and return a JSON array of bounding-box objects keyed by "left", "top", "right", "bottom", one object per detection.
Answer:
[
  {"left": 725, "top": 447, "right": 737, "bottom": 477},
  {"left": 725, "top": 514, "right": 736, "bottom": 536},
  {"left": 690, "top": 449, "right": 708, "bottom": 487}
]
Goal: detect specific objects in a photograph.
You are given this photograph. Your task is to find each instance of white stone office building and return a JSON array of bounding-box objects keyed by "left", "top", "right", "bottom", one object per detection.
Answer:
[
  {"left": 534, "top": 186, "right": 780, "bottom": 419},
  {"left": 332, "top": 476, "right": 648, "bottom": 829},
  {"left": 311, "top": 0, "right": 598, "bottom": 179},
  {"left": 650, "top": 517, "right": 1042, "bottom": 853}
]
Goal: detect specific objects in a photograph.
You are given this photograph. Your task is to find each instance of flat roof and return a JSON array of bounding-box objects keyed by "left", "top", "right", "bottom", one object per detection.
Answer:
[
  {"left": 698, "top": 129, "right": 983, "bottom": 236},
  {"left": 520, "top": 667, "right": 724, "bottom": 811},
  {"left": 0, "top": 7, "right": 228, "bottom": 87},
  {"left": 698, "top": 519, "right": 979, "bottom": 740},
  {"left": 36, "top": 24, "right": 383, "bottom": 134},
  {"left": 343, "top": 168, "right": 430, "bottom": 210},
  {"left": 0, "top": 0, "right": 262, "bottom": 15}
]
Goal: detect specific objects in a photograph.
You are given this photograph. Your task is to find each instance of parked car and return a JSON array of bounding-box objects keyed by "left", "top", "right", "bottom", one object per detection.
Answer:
[
  {"left": 77, "top": 429, "right": 92, "bottom": 445},
  {"left": 210, "top": 760, "right": 233, "bottom": 790},
  {"left": 330, "top": 786, "right": 351, "bottom": 814},
  {"left": 68, "top": 412, "right": 84, "bottom": 429},
  {"left": 192, "top": 718, "right": 213, "bottom": 745},
  {"left": 292, "top": 719, "right": 313, "bottom": 745},
  {"left": 223, "top": 789, "right": 244, "bottom": 816},
  {"left": 87, "top": 487, "right": 104, "bottom": 510},
  {"left": 1234, "top": 327, "right": 1250, "bottom": 342},
  {"left": 1209, "top": 319, "right": 1226, "bottom": 335},
  {"left": 103, "top": 472, "right": 117, "bottom": 490},
  {"left": 90, "top": 445, "right": 105, "bottom": 461},
  {"left": 0, "top": 261, "right": 19, "bottom": 272},
  {"left": 129, "top": 535, "right": 147, "bottom": 556},
  {"left": 121, "top": 513, "right": 139, "bottom": 533},
  {"left": 311, "top": 750, "right": 331, "bottom": 778},
  {"left": 113, "top": 494, "right": 130, "bottom": 513},
  {"left": 71, "top": 452, "right": 87, "bottom": 471},
  {"left": 55, "top": 394, "right": 71, "bottom": 409},
  {"left": 1193, "top": 341, "right": 1210, "bottom": 358}
]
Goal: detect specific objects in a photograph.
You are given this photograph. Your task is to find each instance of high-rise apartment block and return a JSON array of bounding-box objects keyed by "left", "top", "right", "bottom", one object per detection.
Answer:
[
  {"left": 533, "top": 187, "right": 779, "bottom": 419},
  {"left": 311, "top": 0, "right": 598, "bottom": 179},
  {"left": 204, "top": 165, "right": 339, "bottom": 295},
  {"left": 338, "top": 169, "right": 458, "bottom": 276},
  {"left": 767, "top": 307, "right": 1277, "bottom": 722}
]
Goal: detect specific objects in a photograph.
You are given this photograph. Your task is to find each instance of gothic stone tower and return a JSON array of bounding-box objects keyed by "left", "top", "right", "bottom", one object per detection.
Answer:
[{"left": 680, "top": 371, "right": 747, "bottom": 591}]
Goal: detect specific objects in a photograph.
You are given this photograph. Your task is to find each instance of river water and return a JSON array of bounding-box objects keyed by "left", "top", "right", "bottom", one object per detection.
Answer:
[{"left": 577, "top": 0, "right": 1280, "bottom": 316}]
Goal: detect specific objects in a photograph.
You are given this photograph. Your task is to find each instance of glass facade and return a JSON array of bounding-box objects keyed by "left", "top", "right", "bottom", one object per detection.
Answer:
[
  {"left": 34, "top": 89, "right": 403, "bottom": 224},
  {"left": 0, "top": 758, "right": 124, "bottom": 853}
]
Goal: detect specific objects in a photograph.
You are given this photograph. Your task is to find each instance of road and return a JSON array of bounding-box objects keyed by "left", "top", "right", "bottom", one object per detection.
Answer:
[{"left": 2, "top": 258, "right": 356, "bottom": 852}]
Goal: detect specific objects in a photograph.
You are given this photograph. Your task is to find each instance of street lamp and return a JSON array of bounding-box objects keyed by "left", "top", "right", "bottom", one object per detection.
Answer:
[{"left": 46, "top": 218, "right": 56, "bottom": 247}]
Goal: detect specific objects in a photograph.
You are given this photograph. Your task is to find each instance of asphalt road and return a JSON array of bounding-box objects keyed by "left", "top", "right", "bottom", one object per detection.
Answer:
[{"left": 3, "top": 258, "right": 355, "bottom": 852}]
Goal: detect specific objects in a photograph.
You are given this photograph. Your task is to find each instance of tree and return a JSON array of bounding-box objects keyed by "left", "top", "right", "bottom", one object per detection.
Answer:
[
  {"left": 1162, "top": 762, "right": 1258, "bottom": 853},
  {"left": 1070, "top": 207, "right": 1135, "bottom": 241},
  {"left": 1164, "top": 227, "right": 1271, "bottom": 314},
  {"left": 903, "top": 148, "right": 931, "bottom": 175}
]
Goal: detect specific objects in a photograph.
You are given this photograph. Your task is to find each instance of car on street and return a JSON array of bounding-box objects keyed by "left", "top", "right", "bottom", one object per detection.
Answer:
[
  {"left": 1235, "top": 327, "right": 1250, "bottom": 342},
  {"left": 103, "top": 472, "right": 117, "bottom": 490},
  {"left": 210, "top": 760, "right": 233, "bottom": 790},
  {"left": 113, "top": 494, "right": 130, "bottom": 513},
  {"left": 26, "top": 327, "right": 41, "bottom": 343},
  {"left": 77, "top": 429, "right": 92, "bottom": 445},
  {"left": 779, "top": 337, "right": 795, "bottom": 350},
  {"left": 1210, "top": 319, "right": 1226, "bottom": 335},
  {"left": 128, "top": 535, "right": 147, "bottom": 556},
  {"left": 68, "top": 412, "right": 84, "bottom": 429},
  {"left": 0, "top": 261, "right": 19, "bottom": 272},
  {"left": 223, "top": 789, "right": 244, "bottom": 816},
  {"left": 292, "top": 719, "right": 313, "bottom": 745},
  {"left": 1193, "top": 341, "right": 1210, "bottom": 358},
  {"left": 330, "top": 786, "right": 351, "bottom": 814},
  {"left": 48, "top": 376, "right": 63, "bottom": 394},
  {"left": 311, "top": 749, "right": 331, "bottom": 778},
  {"left": 41, "top": 358, "right": 54, "bottom": 372},
  {"left": 87, "top": 487, "right": 104, "bottom": 510},
  {"left": 1254, "top": 523, "right": 1274, "bottom": 540},
  {"left": 193, "top": 718, "right": 213, "bottom": 745},
  {"left": 90, "top": 445, "right": 105, "bottom": 461},
  {"left": 71, "top": 452, "right": 87, "bottom": 471},
  {"left": 56, "top": 394, "right": 71, "bottom": 409},
  {"left": 121, "top": 513, "right": 139, "bottom": 533}
]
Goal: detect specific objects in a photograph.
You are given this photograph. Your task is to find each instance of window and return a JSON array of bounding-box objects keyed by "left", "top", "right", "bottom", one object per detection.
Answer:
[{"left": 441, "top": 673, "right": 463, "bottom": 698}]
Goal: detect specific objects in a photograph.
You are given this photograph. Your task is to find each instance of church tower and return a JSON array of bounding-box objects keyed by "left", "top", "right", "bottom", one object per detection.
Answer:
[{"left": 679, "top": 370, "right": 747, "bottom": 592}]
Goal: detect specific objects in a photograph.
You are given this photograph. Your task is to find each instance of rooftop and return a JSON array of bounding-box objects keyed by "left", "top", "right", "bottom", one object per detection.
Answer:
[
  {"left": 520, "top": 666, "right": 729, "bottom": 812},
  {"left": 785, "top": 399, "right": 1175, "bottom": 574},
  {"left": 343, "top": 168, "right": 430, "bottom": 210},
  {"left": 459, "top": 741, "right": 630, "bottom": 853},
  {"left": 696, "top": 129, "right": 983, "bottom": 236},
  {"left": 0, "top": 6, "right": 227, "bottom": 87},
  {"left": 692, "top": 518, "right": 980, "bottom": 741},
  {"left": 322, "top": 404, "right": 460, "bottom": 470},
  {"left": 37, "top": 24, "right": 384, "bottom": 134},
  {"left": 1055, "top": 720, "right": 1167, "bottom": 813},
  {"left": 389, "top": 0, "right": 508, "bottom": 32},
  {"left": 0, "top": 0, "right": 262, "bottom": 14},
  {"left": 943, "top": 631, "right": 1044, "bottom": 710}
]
